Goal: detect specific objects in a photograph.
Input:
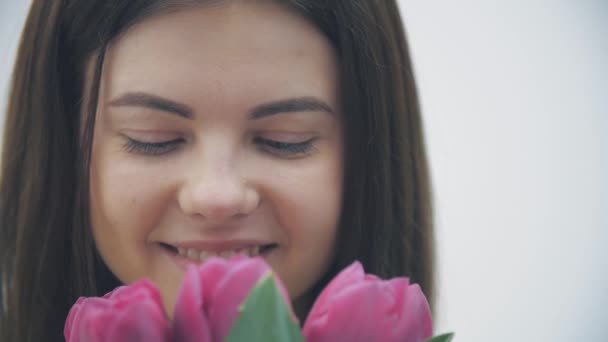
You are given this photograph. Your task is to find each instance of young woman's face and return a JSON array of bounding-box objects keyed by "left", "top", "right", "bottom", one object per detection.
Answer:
[{"left": 89, "top": 1, "right": 343, "bottom": 314}]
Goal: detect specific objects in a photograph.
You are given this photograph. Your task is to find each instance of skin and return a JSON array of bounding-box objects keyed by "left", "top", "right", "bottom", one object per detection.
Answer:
[{"left": 88, "top": 0, "right": 343, "bottom": 318}]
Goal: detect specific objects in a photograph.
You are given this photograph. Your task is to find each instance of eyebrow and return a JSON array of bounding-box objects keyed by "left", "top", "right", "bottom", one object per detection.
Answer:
[
  {"left": 249, "top": 97, "right": 334, "bottom": 119},
  {"left": 108, "top": 92, "right": 193, "bottom": 118},
  {"left": 107, "top": 92, "right": 335, "bottom": 119}
]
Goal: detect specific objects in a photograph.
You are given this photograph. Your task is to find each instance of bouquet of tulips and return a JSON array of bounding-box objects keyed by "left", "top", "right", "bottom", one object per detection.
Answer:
[{"left": 64, "top": 256, "right": 454, "bottom": 341}]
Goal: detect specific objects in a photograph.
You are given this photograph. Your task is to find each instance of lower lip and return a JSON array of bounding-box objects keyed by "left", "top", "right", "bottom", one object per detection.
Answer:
[{"left": 159, "top": 244, "right": 276, "bottom": 271}]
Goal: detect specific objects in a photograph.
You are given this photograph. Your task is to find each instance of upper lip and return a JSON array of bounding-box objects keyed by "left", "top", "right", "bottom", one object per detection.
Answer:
[{"left": 164, "top": 239, "right": 275, "bottom": 252}]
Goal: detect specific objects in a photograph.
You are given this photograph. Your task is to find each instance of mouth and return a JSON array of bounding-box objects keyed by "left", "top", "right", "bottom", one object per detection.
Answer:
[{"left": 159, "top": 242, "right": 278, "bottom": 262}]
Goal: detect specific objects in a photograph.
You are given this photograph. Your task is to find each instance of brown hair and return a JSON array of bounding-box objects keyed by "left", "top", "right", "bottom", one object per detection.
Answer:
[{"left": 0, "top": 1, "right": 435, "bottom": 341}]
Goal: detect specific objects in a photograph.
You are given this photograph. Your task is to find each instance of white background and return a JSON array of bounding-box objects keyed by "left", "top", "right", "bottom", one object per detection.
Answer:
[{"left": 1, "top": 1, "right": 606, "bottom": 341}]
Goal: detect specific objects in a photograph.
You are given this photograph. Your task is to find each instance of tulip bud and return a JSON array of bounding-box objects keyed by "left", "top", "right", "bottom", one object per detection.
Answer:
[{"left": 302, "top": 261, "right": 433, "bottom": 342}]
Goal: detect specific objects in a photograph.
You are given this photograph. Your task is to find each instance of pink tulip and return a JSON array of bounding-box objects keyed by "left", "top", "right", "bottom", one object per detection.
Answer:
[
  {"left": 302, "top": 261, "right": 433, "bottom": 342},
  {"left": 183, "top": 255, "right": 294, "bottom": 342},
  {"left": 64, "top": 279, "right": 171, "bottom": 342},
  {"left": 171, "top": 265, "right": 212, "bottom": 342}
]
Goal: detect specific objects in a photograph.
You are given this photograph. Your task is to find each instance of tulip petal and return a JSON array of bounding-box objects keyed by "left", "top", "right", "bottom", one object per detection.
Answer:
[
  {"left": 303, "top": 262, "right": 433, "bottom": 342},
  {"left": 306, "top": 261, "right": 365, "bottom": 319},
  {"left": 64, "top": 279, "right": 171, "bottom": 342},
  {"left": 172, "top": 265, "right": 212, "bottom": 342},
  {"left": 105, "top": 298, "right": 170, "bottom": 342},
  {"left": 200, "top": 257, "right": 274, "bottom": 341},
  {"left": 70, "top": 298, "right": 113, "bottom": 342},
  {"left": 64, "top": 297, "right": 86, "bottom": 341},
  {"left": 400, "top": 283, "right": 433, "bottom": 341}
]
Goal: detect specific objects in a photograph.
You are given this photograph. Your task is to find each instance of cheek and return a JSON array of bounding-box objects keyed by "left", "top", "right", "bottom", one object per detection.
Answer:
[
  {"left": 266, "top": 153, "right": 343, "bottom": 297},
  {"left": 279, "top": 165, "right": 341, "bottom": 239},
  {"left": 262, "top": 144, "right": 342, "bottom": 230},
  {"left": 91, "top": 160, "right": 170, "bottom": 234},
  {"left": 89, "top": 151, "right": 176, "bottom": 282}
]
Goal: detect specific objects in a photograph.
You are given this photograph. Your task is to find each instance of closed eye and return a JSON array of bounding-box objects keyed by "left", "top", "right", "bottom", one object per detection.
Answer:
[
  {"left": 121, "top": 136, "right": 317, "bottom": 157},
  {"left": 123, "top": 138, "right": 184, "bottom": 156},
  {"left": 254, "top": 137, "right": 317, "bottom": 158}
]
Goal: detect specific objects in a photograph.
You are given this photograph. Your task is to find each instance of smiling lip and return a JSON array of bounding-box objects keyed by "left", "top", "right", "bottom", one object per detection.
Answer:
[
  {"left": 160, "top": 239, "right": 278, "bottom": 270},
  {"left": 163, "top": 239, "right": 276, "bottom": 252}
]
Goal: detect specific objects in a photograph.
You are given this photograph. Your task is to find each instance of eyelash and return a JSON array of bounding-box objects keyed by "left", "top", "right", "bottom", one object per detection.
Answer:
[
  {"left": 253, "top": 137, "right": 316, "bottom": 157},
  {"left": 123, "top": 138, "right": 183, "bottom": 156},
  {"left": 122, "top": 137, "right": 316, "bottom": 157}
]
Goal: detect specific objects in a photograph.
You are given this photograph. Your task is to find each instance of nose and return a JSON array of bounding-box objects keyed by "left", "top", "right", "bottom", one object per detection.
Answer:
[{"left": 178, "top": 158, "right": 260, "bottom": 221}]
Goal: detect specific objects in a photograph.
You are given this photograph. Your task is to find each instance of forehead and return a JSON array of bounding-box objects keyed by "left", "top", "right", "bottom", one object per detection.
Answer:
[{"left": 100, "top": 1, "right": 338, "bottom": 114}]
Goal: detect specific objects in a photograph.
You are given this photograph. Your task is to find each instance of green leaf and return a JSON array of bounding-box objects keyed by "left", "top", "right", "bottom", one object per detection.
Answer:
[
  {"left": 424, "top": 332, "right": 455, "bottom": 342},
  {"left": 226, "top": 272, "right": 304, "bottom": 342}
]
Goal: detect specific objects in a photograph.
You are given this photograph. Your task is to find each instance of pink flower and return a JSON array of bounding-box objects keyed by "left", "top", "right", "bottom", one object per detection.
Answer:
[
  {"left": 302, "top": 261, "right": 433, "bottom": 342},
  {"left": 172, "top": 255, "right": 294, "bottom": 342},
  {"left": 64, "top": 279, "right": 171, "bottom": 342},
  {"left": 171, "top": 265, "right": 212, "bottom": 342}
]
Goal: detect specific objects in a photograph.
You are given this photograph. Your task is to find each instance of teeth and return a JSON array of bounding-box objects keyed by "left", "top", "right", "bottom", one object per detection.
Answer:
[
  {"left": 177, "top": 245, "right": 268, "bottom": 261},
  {"left": 199, "top": 250, "right": 212, "bottom": 261},
  {"left": 219, "top": 250, "right": 236, "bottom": 258},
  {"left": 187, "top": 249, "right": 199, "bottom": 259}
]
